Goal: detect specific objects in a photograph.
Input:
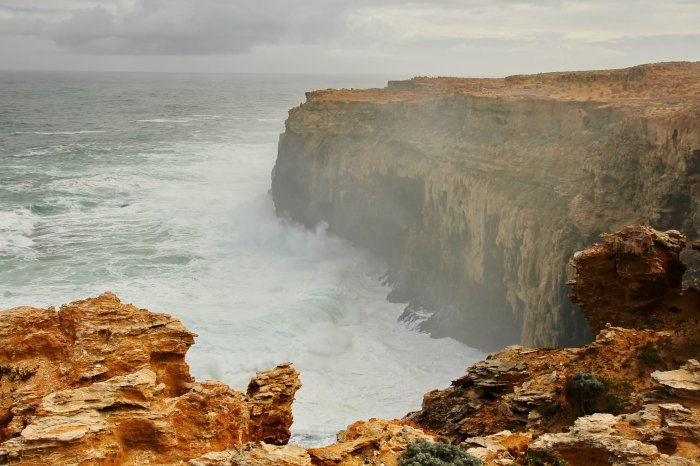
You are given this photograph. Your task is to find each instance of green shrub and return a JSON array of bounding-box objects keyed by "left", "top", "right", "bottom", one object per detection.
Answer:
[
  {"left": 600, "top": 377, "right": 633, "bottom": 415},
  {"left": 565, "top": 373, "right": 633, "bottom": 415},
  {"left": 399, "top": 439, "right": 482, "bottom": 466},
  {"left": 564, "top": 372, "right": 604, "bottom": 415}
]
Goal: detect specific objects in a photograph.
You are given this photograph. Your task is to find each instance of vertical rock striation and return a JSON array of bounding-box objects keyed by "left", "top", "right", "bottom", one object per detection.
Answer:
[{"left": 272, "top": 62, "right": 700, "bottom": 349}]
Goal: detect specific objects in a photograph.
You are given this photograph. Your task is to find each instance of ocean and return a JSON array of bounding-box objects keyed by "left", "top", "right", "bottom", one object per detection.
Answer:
[{"left": 0, "top": 71, "right": 483, "bottom": 445}]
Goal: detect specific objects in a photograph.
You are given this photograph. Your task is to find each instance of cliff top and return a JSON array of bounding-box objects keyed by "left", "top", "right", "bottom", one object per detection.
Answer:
[{"left": 306, "top": 61, "right": 700, "bottom": 115}]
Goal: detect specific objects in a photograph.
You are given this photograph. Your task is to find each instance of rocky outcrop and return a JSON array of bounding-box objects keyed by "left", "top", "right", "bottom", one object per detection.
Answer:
[
  {"left": 272, "top": 62, "right": 700, "bottom": 349},
  {"left": 0, "top": 293, "right": 301, "bottom": 465},
  {"left": 406, "top": 326, "right": 674, "bottom": 443},
  {"left": 190, "top": 419, "right": 434, "bottom": 466},
  {"left": 569, "top": 225, "right": 696, "bottom": 334},
  {"left": 404, "top": 225, "right": 700, "bottom": 465}
]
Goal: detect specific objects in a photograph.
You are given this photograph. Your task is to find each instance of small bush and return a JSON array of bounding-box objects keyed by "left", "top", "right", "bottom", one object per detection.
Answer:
[
  {"left": 565, "top": 373, "right": 633, "bottom": 415},
  {"left": 399, "top": 439, "right": 482, "bottom": 466},
  {"left": 600, "top": 377, "right": 633, "bottom": 415},
  {"left": 565, "top": 372, "right": 604, "bottom": 415}
]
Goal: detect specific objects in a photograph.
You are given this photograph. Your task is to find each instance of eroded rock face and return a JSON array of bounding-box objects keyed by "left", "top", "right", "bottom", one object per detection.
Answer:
[
  {"left": 569, "top": 225, "right": 700, "bottom": 335},
  {"left": 406, "top": 326, "right": 675, "bottom": 443},
  {"left": 272, "top": 62, "right": 700, "bottom": 349},
  {"left": 652, "top": 360, "right": 700, "bottom": 399},
  {"left": 405, "top": 225, "right": 700, "bottom": 465},
  {"left": 190, "top": 419, "right": 434, "bottom": 466},
  {"left": 0, "top": 294, "right": 301, "bottom": 465}
]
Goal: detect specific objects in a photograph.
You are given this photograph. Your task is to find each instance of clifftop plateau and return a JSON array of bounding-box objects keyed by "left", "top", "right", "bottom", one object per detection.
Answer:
[
  {"left": 272, "top": 61, "right": 700, "bottom": 349},
  {"left": 306, "top": 61, "right": 700, "bottom": 111}
]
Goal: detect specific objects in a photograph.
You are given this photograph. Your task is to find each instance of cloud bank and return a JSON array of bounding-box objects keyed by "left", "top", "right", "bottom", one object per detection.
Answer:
[{"left": 0, "top": 0, "right": 698, "bottom": 74}]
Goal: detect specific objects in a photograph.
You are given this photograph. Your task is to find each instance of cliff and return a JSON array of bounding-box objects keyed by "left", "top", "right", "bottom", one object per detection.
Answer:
[{"left": 272, "top": 61, "right": 700, "bottom": 349}]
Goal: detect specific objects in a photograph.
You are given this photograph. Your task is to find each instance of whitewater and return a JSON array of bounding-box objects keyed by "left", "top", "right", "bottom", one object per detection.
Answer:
[{"left": 0, "top": 71, "right": 483, "bottom": 445}]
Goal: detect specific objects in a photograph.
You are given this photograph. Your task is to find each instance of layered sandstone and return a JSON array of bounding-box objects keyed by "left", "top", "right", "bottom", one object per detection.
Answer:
[
  {"left": 190, "top": 419, "right": 435, "bottom": 466},
  {"left": 272, "top": 61, "right": 700, "bottom": 349},
  {"left": 0, "top": 293, "right": 301, "bottom": 465}
]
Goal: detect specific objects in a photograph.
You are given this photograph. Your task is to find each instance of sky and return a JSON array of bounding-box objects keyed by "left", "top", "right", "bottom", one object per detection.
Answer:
[{"left": 0, "top": 0, "right": 698, "bottom": 76}]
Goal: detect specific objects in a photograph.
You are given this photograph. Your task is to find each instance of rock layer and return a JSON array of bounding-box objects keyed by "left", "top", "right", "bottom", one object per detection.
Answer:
[
  {"left": 0, "top": 293, "right": 301, "bottom": 465},
  {"left": 272, "top": 62, "right": 700, "bottom": 349}
]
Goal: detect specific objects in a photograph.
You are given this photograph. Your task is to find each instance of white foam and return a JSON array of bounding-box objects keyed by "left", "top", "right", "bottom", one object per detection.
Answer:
[
  {"left": 137, "top": 115, "right": 221, "bottom": 123},
  {"left": 32, "top": 131, "right": 106, "bottom": 135},
  {"left": 0, "top": 209, "right": 37, "bottom": 253}
]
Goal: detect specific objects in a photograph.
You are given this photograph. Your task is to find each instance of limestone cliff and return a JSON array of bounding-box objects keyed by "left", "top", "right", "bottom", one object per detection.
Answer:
[{"left": 272, "top": 61, "right": 700, "bottom": 349}]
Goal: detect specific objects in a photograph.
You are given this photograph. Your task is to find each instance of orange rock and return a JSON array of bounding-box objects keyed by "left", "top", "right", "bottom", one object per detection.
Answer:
[
  {"left": 569, "top": 225, "right": 699, "bottom": 335},
  {"left": 0, "top": 293, "right": 301, "bottom": 465}
]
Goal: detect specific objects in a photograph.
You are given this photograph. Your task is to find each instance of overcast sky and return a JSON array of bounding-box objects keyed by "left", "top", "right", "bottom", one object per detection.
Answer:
[{"left": 0, "top": 0, "right": 698, "bottom": 76}]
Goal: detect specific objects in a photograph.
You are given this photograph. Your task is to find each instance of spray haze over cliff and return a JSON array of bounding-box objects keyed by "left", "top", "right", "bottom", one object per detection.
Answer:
[{"left": 272, "top": 61, "right": 700, "bottom": 350}]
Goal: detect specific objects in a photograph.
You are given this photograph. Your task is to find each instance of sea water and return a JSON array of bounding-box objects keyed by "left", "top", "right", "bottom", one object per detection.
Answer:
[{"left": 0, "top": 71, "right": 484, "bottom": 445}]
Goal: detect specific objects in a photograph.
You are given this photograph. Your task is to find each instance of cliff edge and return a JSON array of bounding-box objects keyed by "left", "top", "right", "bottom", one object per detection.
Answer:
[{"left": 272, "top": 61, "right": 700, "bottom": 349}]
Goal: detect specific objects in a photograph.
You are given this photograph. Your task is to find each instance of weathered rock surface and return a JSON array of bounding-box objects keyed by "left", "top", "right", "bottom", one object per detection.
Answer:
[
  {"left": 190, "top": 443, "right": 313, "bottom": 466},
  {"left": 569, "top": 225, "right": 699, "bottom": 335},
  {"left": 406, "top": 326, "right": 673, "bottom": 443},
  {"left": 652, "top": 360, "right": 700, "bottom": 399},
  {"left": 0, "top": 293, "right": 301, "bottom": 465},
  {"left": 191, "top": 419, "right": 434, "bottom": 466},
  {"left": 272, "top": 61, "right": 700, "bottom": 349},
  {"left": 405, "top": 225, "right": 700, "bottom": 465}
]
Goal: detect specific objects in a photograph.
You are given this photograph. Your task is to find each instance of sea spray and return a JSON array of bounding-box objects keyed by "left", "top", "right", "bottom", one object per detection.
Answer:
[{"left": 0, "top": 71, "right": 484, "bottom": 445}]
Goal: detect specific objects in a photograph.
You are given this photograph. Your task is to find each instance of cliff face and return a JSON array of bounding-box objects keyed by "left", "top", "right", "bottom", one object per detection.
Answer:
[
  {"left": 0, "top": 293, "right": 301, "bottom": 464},
  {"left": 272, "top": 62, "right": 700, "bottom": 349}
]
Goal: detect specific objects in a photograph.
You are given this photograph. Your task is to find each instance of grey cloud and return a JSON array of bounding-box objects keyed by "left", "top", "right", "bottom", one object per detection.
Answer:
[
  {"left": 41, "top": 0, "right": 359, "bottom": 55},
  {"left": 0, "top": 0, "right": 697, "bottom": 66},
  {"left": 0, "top": 0, "right": 570, "bottom": 55}
]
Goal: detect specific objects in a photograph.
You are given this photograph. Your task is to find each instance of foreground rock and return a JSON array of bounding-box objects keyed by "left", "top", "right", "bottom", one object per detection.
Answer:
[
  {"left": 407, "top": 225, "right": 700, "bottom": 465},
  {"left": 569, "top": 225, "right": 698, "bottom": 335},
  {"left": 190, "top": 419, "right": 434, "bottom": 466},
  {"left": 0, "top": 293, "right": 301, "bottom": 464}
]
